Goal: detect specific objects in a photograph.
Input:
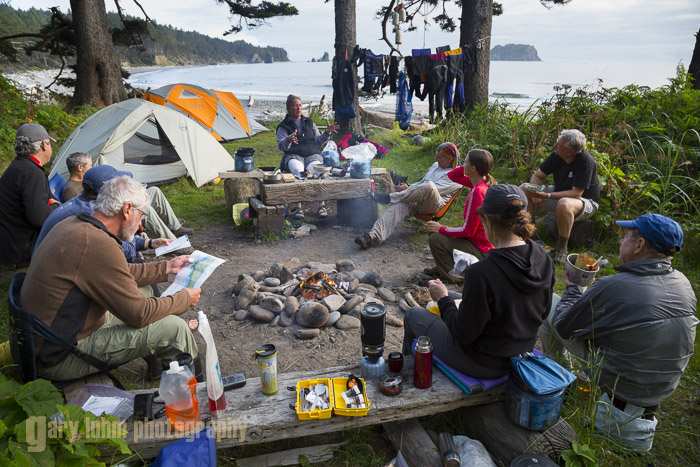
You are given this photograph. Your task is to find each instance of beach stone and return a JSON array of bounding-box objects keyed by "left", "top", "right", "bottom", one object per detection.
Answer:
[
  {"left": 260, "top": 296, "right": 284, "bottom": 314},
  {"left": 362, "top": 271, "right": 384, "bottom": 287},
  {"left": 234, "top": 310, "right": 248, "bottom": 321},
  {"left": 411, "top": 135, "right": 426, "bottom": 146},
  {"left": 310, "top": 263, "right": 336, "bottom": 274},
  {"left": 386, "top": 314, "right": 404, "bottom": 327},
  {"left": 248, "top": 305, "right": 275, "bottom": 323},
  {"left": 352, "top": 270, "right": 366, "bottom": 280},
  {"left": 282, "top": 257, "right": 302, "bottom": 270},
  {"left": 325, "top": 311, "right": 341, "bottom": 327},
  {"left": 296, "top": 268, "right": 311, "bottom": 280},
  {"left": 356, "top": 283, "right": 377, "bottom": 294},
  {"left": 335, "top": 315, "right": 361, "bottom": 330},
  {"left": 283, "top": 280, "right": 300, "bottom": 296},
  {"left": 338, "top": 294, "right": 363, "bottom": 314},
  {"left": 264, "top": 277, "right": 281, "bottom": 287},
  {"left": 278, "top": 312, "right": 294, "bottom": 327},
  {"left": 399, "top": 299, "right": 410, "bottom": 312},
  {"left": 336, "top": 259, "right": 355, "bottom": 272},
  {"left": 348, "top": 278, "right": 360, "bottom": 293},
  {"left": 296, "top": 302, "right": 329, "bottom": 328},
  {"left": 301, "top": 223, "right": 317, "bottom": 231},
  {"left": 252, "top": 270, "right": 266, "bottom": 282},
  {"left": 347, "top": 305, "right": 362, "bottom": 318},
  {"left": 232, "top": 274, "right": 255, "bottom": 295},
  {"left": 296, "top": 328, "right": 321, "bottom": 340},
  {"left": 269, "top": 315, "right": 280, "bottom": 326},
  {"left": 234, "top": 283, "right": 259, "bottom": 310},
  {"left": 285, "top": 296, "right": 299, "bottom": 316},
  {"left": 292, "top": 227, "right": 310, "bottom": 239},
  {"left": 322, "top": 294, "right": 346, "bottom": 312},
  {"left": 377, "top": 287, "right": 396, "bottom": 303}
]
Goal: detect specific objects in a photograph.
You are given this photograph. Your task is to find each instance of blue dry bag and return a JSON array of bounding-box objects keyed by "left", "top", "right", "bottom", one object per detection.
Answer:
[
  {"left": 151, "top": 426, "right": 216, "bottom": 467},
  {"left": 510, "top": 353, "right": 576, "bottom": 395},
  {"left": 395, "top": 71, "right": 413, "bottom": 131}
]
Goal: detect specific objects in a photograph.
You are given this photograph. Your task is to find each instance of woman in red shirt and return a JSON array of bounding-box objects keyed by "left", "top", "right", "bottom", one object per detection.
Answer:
[{"left": 425, "top": 149, "right": 496, "bottom": 281}]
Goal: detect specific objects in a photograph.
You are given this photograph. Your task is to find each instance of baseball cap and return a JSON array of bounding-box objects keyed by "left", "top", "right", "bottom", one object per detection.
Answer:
[
  {"left": 616, "top": 213, "right": 683, "bottom": 254},
  {"left": 480, "top": 184, "right": 528, "bottom": 216},
  {"left": 83, "top": 165, "right": 133, "bottom": 193},
  {"left": 15, "top": 123, "right": 57, "bottom": 143}
]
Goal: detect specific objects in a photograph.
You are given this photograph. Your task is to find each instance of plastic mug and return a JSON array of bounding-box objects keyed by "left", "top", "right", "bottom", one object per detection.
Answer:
[
  {"left": 254, "top": 344, "right": 278, "bottom": 395},
  {"left": 388, "top": 352, "right": 404, "bottom": 372}
]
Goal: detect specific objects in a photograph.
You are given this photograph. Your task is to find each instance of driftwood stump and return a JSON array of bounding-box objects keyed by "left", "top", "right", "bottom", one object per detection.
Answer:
[
  {"left": 383, "top": 419, "right": 442, "bottom": 467},
  {"left": 543, "top": 212, "right": 598, "bottom": 249},
  {"left": 459, "top": 403, "right": 577, "bottom": 465},
  {"left": 224, "top": 178, "right": 260, "bottom": 214}
]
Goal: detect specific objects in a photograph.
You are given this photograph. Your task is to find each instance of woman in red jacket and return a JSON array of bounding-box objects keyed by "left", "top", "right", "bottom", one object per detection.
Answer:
[{"left": 424, "top": 149, "right": 496, "bottom": 281}]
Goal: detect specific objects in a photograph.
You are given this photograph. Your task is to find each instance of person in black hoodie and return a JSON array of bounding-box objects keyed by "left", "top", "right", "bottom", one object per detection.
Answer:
[{"left": 402, "top": 184, "right": 555, "bottom": 378}]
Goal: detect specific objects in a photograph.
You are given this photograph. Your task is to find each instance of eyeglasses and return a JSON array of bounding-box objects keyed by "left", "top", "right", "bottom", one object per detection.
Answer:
[{"left": 135, "top": 206, "right": 148, "bottom": 220}]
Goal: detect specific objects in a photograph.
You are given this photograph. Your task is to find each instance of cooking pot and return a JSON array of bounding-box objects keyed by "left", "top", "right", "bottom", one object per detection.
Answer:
[{"left": 262, "top": 169, "right": 284, "bottom": 184}]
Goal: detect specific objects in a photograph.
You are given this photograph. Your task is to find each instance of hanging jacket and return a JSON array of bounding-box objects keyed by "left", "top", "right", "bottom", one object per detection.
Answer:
[
  {"left": 361, "top": 49, "right": 386, "bottom": 93},
  {"left": 409, "top": 48, "right": 431, "bottom": 101},
  {"left": 395, "top": 71, "right": 413, "bottom": 130},
  {"left": 332, "top": 55, "right": 357, "bottom": 120}
]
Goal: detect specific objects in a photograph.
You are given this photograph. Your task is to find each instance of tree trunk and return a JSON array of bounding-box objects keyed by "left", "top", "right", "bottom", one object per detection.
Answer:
[
  {"left": 460, "top": 0, "right": 493, "bottom": 112},
  {"left": 689, "top": 28, "right": 700, "bottom": 90},
  {"left": 67, "top": 0, "right": 127, "bottom": 111},
  {"left": 334, "top": 0, "right": 361, "bottom": 136}
]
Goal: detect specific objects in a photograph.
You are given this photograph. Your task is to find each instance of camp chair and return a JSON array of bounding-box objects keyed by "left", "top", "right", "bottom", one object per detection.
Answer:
[
  {"left": 414, "top": 188, "right": 463, "bottom": 222},
  {"left": 8, "top": 273, "right": 125, "bottom": 390},
  {"left": 49, "top": 173, "right": 67, "bottom": 201}
]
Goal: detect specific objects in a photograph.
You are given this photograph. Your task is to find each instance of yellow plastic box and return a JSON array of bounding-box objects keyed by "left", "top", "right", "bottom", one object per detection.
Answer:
[{"left": 295, "top": 377, "right": 370, "bottom": 420}]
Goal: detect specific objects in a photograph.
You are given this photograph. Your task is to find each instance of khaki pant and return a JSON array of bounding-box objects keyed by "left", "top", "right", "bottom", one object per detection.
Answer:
[
  {"left": 143, "top": 187, "right": 182, "bottom": 241},
  {"left": 369, "top": 182, "right": 442, "bottom": 243},
  {"left": 38, "top": 312, "right": 198, "bottom": 381},
  {"left": 428, "top": 233, "right": 487, "bottom": 282}
]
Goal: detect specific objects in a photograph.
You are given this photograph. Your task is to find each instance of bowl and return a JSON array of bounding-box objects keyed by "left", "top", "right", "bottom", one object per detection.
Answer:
[
  {"left": 313, "top": 164, "right": 332, "bottom": 174},
  {"left": 565, "top": 253, "right": 599, "bottom": 287}
]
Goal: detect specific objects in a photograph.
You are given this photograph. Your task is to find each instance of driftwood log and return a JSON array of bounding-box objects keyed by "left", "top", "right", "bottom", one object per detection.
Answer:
[
  {"left": 383, "top": 419, "right": 442, "bottom": 467},
  {"left": 224, "top": 178, "right": 260, "bottom": 214},
  {"left": 459, "top": 403, "right": 578, "bottom": 465}
]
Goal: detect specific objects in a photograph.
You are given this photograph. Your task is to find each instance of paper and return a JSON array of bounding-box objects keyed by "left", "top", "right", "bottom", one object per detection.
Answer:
[
  {"left": 162, "top": 250, "right": 225, "bottom": 296},
  {"left": 81, "top": 395, "right": 123, "bottom": 417},
  {"left": 155, "top": 235, "right": 191, "bottom": 256}
]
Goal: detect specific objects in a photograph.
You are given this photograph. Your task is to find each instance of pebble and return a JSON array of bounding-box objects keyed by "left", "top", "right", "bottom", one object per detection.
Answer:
[
  {"left": 278, "top": 312, "right": 294, "bottom": 327},
  {"left": 285, "top": 295, "right": 299, "bottom": 316},
  {"left": 336, "top": 259, "right": 355, "bottom": 272},
  {"left": 385, "top": 314, "right": 404, "bottom": 327},
  {"left": 377, "top": 287, "right": 396, "bottom": 303},
  {"left": 296, "top": 328, "right": 321, "bottom": 339},
  {"left": 338, "top": 294, "right": 363, "bottom": 314},
  {"left": 296, "top": 302, "right": 330, "bottom": 328},
  {"left": 348, "top": 278, "right": 360, "bottom": 293},
  {"left": 234, "top": 309, "right": 248, "bottom": 321},
  {"left": 362, "top": 271, "right": 384, "bottom": 287},
  {"left": 264, "top": 277, "right": 281, "bottom": 287},
  {"left": 325, "top": 311, "right": 341, "bottom": 327},
  {"left": 269, "top": 315, "right": 280, "bottom": 326},
  {"left": 252, "top": 270, "right": 266, "bottom": 282},
  {"left": 351, "top": 270, "right": 366, "bottom": 280},
  {"left": 248, "top": 305, "right": 275, "bottom": 323},
  {"left": 335, "top": 315, "right": 361, "bottom": 329},
  {"left": 260, "top": 296, "right": 284, "bottom": 313},
  {"left": 356, "top": 283, "right": 377, "bottom": 294},
  {"left": 322, "top": 294, "right": 346, "bottom": 312},
  {"left": 329, "top": 336, "right": 336, "bottom": 344}
]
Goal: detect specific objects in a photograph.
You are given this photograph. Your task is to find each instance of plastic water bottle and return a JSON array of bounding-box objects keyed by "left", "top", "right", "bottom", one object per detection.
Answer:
[
  {"left": 197, "top": 310, "right": 227, "bottom": 418},
  {"left": 159, "top": 361, "right": 200, "bottom": 432}
]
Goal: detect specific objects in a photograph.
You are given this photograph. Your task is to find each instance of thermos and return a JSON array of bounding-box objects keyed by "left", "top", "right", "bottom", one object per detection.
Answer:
[
  {"left": 254, "top": 344, "right": 278, "bottom": 395},
  {"left": 413, "top": 336, "right": 433, "bottom": 389},
  {"left": 438, "top": 432, "right": 461, "bottom": 466}
]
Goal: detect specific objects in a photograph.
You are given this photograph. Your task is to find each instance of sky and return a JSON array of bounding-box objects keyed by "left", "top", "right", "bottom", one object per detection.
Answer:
[{"left": 11, "top": 0, "right": 700, "bottom": 63}]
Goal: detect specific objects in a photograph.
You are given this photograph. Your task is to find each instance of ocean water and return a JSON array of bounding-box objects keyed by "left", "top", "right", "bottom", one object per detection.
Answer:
[{"left": 127, "top": 60, "right": 680, "bottom": 112}]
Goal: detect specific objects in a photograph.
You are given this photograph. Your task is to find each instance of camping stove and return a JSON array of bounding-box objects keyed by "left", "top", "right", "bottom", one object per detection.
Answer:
[{"left": 360, "top": 302, "right": 386, "bottom": 380}]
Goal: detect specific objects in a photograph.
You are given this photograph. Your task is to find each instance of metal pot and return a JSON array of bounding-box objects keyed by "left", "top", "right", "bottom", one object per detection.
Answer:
[{"left": 262, "top": 169, "right": 284, "bottom": 184}]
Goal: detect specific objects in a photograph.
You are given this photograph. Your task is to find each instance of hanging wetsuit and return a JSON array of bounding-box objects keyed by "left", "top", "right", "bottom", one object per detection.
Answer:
[
  {"left": 395, "top": 71, "right": 413, "bottom": 131},
  {"left": 428, "top": 52, "right": 447, "bottom": 122},
  {"left": 409, "top": 48, "right": 431, "bottom": 101},
  {"left": 444, "top": 48, "right": 464, "bottom": 112},
  {"left": 388, "top": 55, "right": 400, "bottom": 93},
  {"left": 361, "top": 49, "right": 386, "bottom": 93}
]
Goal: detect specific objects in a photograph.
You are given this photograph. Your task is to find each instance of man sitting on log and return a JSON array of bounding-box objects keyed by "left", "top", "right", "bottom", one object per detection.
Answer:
[
  {"left": 355, "top": 142, "right": 461, "bottom": 249},
  {"left": 539, "top": 213, "right": 698, "bottom": 452}
]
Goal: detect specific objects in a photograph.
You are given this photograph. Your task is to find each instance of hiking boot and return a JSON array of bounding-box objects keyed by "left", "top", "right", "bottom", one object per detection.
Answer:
[
  {"left": 173, "top": 226, "right": 194, "bottom": 236},
  {"left": 553, "top": 249, "right": 568, "bottom": 265},
  {"left": 289, "top": 207, "right": 305, "bottom": 220},
  {"left": 144, "top": 354, "right": 163, "bottom": 380},
  {"left": 355, "top": 232, "right": 373, "bottom": 249},
  {"left": 423, "top": 266, "right": 439, "bottom": 276},
  {"left": 370, "top": 192, "right": 391, "bottom": 204},
  {"left": 316, "top": 205, "right": 328, "bottom": 218}
]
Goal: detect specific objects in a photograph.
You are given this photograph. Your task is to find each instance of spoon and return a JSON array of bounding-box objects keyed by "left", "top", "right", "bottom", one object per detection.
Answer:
[{"left": 591, "top": 256, "right": 604, "bottom": 269}]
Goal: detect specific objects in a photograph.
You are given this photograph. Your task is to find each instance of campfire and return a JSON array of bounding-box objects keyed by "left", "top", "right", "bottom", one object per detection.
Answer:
[{"left": 294, "top": 271, "right": 344, "bottom": 301}]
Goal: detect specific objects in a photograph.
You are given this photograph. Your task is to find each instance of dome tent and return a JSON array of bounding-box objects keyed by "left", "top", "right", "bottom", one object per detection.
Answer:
[
  {"left": 142, "top": 83, "right": 267, "bottom": 142},
  {"left": 49, "top": 99, "right": 234, "bottom": 187}
]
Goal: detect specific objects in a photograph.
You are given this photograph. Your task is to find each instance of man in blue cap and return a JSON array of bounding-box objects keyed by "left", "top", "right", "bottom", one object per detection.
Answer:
[{"left": 539, "top": 213, "right": 698, "bottom": 452}]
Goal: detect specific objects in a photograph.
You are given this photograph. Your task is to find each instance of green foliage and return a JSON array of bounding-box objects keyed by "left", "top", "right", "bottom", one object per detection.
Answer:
[
  {"left": 0, "top": 374, "right": 129, "bottom": 465},
  {"left": 561, "top": 440, "right": 599, "bottom": 467}
]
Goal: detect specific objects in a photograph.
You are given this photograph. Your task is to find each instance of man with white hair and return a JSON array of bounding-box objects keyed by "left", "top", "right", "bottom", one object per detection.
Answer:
[
  {"left": 521, "top": 129, "right": 600, "bottom": 263},
  {"left": 20, "top": 175, "right": 201, "bottom": 381},
  {"left": 0, "top": 123, "right": 61, "bottom": 267}
]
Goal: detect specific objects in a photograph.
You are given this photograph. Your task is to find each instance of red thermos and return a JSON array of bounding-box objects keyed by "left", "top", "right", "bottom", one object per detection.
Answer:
[{"left": 413, "top": 336, "right": 433, "bottom": 389}]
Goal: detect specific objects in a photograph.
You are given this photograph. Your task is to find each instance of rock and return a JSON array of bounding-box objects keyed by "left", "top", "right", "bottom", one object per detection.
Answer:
[
  {"left": 248, "top": 305, "right": 275, "bottom": 323},
  {"left": 282, "top": 257, "right": 301, "bottom": 270},
  {"left": 257, "top": 292, "right": 287, "bottom": 302},
  {"left": 234, "top": 283, "right": 259, "bottom": 310},
  {"left": 278, "top": 312, "right": 294, "bottom": 327},
  {"left": 301, "top": 223, "right": 317, "bottom": 231},
  {"left": 386, "top": 314, "right": 404, "bottom": 327},
  {"left": 404, "top": 292, "right": 418, "bottom": 308},
  {"left": 362, "top": 271, "right": 384, "bottom": 287},
  {"left": 335, "top": 315, "right": 361, "bottom": 329},
  {"left": 322, "top": 294, "right": 346, "bottom": 312},
  {"left": 296, "top": 302, "right": 330, "bottom": 328},
  {"left": 348, "top": 277, "right": 360, "bottom": 293},
  {"left": 399, "top": 299, "right": 410, "bottom": 312},
  {"left": 269, "top": 315, "right": 280, "bottom": 326},
  {"left": 296, "top": 328, "right": 321, "bottom": 339},
  {"left": 356, "top": 283, "right": 377, "bottom": 294},
  {"left": 347, "top": 305, "right": 362, "bottom": 318},
  {"left": 232, "top": 274, "right": 256, "bottom": 295},
  {"left": 336, "top": 259, "right": 355, "bottom": 272},
  {"left": 234, "top": 309, "right": 248, "bottom": 321},
  {"left": 285, "top": 296, "right": 299, "bottom": 316},
  {"left": 377, "top": 287, "right": 396, "bottom": 302},
  {"left": 309, "top": 263, "right": 336, "bottom": 274},
  {"left": 351, "top": 270, "right": 365, "bottom": 280},
  {"left": 292, "top": 228, "right": 310, "bottom": 239},
  {"left": 268, "top": 263, "right": 284, "bottom": 278},
  {"left": 329, "top": 336, "right": 336, "bottom": 344},
  {"left": 252, "top": 270, "right": 266, "bottom": 282},
  {"left": 264, "top": 277, "right": 281, "bottom": 287},
  {"left": 296, "top": 267, "right": 310, "bottom": 279},
  {"left": 325, "top": 311, "right": 341, "bottom": 327},
  {"left": 278, "top": 265, "right": 295, "bottom": 284},
  {"left": 411, "top": 135, "right": 426, "bottom": 146},
  {"left": 338, "top": 294, "right": 363, "bottom": 314},
  {"left": 260, "top": 296, "right": 284, "bottom": 314}
]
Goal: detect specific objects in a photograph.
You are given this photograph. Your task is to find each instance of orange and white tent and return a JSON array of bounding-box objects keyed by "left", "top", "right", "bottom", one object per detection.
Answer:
[{"left": 142, "top": 83, "right": 267, "bottom": 142}]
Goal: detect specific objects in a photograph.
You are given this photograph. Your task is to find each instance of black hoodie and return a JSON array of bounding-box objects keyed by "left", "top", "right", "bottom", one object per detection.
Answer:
[{"left": 438, "top": 240, "right": 555, "bottom": 373}]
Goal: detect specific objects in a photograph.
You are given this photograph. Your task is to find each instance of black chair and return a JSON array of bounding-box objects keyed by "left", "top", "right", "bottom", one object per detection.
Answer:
[{"left": 8, "top": 273, "right": 124, "bottom": 389}]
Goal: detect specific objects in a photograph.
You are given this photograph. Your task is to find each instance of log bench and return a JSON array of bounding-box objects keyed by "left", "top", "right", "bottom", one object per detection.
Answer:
[{"left": 120, "top": 356, "right": 506, "bottom": 460}]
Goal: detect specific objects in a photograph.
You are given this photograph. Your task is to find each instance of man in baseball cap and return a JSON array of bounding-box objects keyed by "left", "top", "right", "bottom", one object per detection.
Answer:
[
  {"left": 0, "top": 123, "right": 61, "bottom": 267},
  {"left": 540, "top": 213, "right": 697, "bottom": 452}
]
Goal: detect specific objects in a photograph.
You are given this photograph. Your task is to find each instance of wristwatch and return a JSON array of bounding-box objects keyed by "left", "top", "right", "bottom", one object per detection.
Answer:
[{"left": 546, "top": 192, "right": 551, "bottom": 199}]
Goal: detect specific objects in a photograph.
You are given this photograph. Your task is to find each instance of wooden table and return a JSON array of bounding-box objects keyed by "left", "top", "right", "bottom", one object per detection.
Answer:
[{"left": 121, "top": 358, "right": 505, "bottom": 459}]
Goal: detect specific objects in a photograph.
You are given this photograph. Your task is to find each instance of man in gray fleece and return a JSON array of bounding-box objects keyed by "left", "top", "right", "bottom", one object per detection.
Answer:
[{"left": 540, "top": 213, "right": 698, "bottom": 452}]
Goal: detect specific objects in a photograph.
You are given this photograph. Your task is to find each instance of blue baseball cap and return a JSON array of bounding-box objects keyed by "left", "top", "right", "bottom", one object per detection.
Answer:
[
  {"left": 83, "top": 165, "right": 133, "bottom": 193},
  {"left": 616, "top": 214, "right": 683, "bottom": 254}
]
